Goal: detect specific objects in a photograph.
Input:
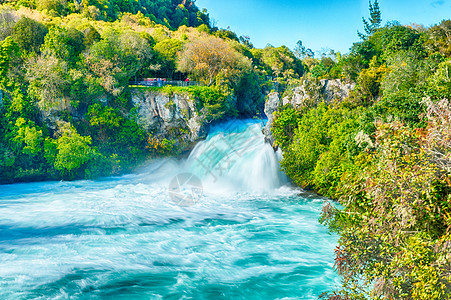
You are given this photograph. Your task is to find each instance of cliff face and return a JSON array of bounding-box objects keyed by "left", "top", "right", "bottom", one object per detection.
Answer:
[
  {"left": 131, "top": 89, "right": 208, "bottom": 149},
  {"left": 131, "top": 79, "right": 354, "bottom": 151},
  {"left": 264, "top": 79, "right": 355, "bottom": 147},
  {"left": 282, "top": 79, "right": 355, "bottom": 108},
  {"left": 263, "top": 92, "right": 282, "bottom": 146}
]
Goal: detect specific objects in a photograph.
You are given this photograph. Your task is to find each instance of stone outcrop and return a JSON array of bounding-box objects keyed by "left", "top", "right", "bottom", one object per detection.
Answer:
[
  {"left": 282, "top": 79, "right": 355, "bottom": 108},
  {"left": 321, "top": 79, "right": 355, "bottom": 104},
  {"left": 131, "top": 89, "right": 208, "bottom": 148},
  {"left": 264, "top": 79, "right": 355, "bottom": 147},
  {"left": 263, "top": 92, "right": 281, "bottom": 146}
]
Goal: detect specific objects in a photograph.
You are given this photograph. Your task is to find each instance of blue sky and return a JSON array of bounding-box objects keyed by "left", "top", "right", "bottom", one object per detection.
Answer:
[{"left": 194, "top": 0, "right": 451, "bottom": 55}]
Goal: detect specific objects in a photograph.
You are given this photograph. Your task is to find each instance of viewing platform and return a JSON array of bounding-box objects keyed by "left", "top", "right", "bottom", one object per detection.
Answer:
[{"left": 129, "top": 78, "right": 202, "bottom": 87}]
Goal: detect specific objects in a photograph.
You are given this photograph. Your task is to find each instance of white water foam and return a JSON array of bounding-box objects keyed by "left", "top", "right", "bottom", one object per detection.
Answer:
[{"left": 0, "top": 119, "right": 339, "bottom": 299}]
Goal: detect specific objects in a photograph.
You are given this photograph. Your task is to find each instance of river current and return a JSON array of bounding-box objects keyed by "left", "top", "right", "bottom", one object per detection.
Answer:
[{"left": 0, "top": 120, "right": 339, "bottom": 299}]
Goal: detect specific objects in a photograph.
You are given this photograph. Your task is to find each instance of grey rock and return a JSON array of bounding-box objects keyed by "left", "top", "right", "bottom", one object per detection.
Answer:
[
  {"left": 320, "top": 79, "right": 355, "bottom": 103},
  {"left": 282, "top": 78, "right": 355, "bottom": 109},
  {"left": 282, "top": 86, "right": 310, "bottom": 108},
  {"left": 263, "top": 92, "right": 282, "bottom": 147},
  {"left": 131, "top": 89, "right": 208, "bottom": 149}
]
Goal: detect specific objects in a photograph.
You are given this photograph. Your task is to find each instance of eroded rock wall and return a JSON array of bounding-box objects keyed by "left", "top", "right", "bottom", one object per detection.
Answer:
[{"left": 131, "top": 89, "right": 208, "bottom": 148}]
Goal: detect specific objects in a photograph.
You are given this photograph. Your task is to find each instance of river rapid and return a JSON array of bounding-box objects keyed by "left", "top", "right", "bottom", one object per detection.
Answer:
[{"left": 0, "top": 120, "right": 339, "bottom": 299}]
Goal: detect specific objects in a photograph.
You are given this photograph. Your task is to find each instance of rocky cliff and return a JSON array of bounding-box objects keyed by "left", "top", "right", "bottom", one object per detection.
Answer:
[
  {"left": 262, "top": 92, "right": 282, "bottom": 146},
  {"left": 131, "top": 89, "right": 208, "bottom": 150},
  {"left": 281, "top": 78, "right": 355, "bottom": 108},
  {"left": 264, "top": 79, "right": 355, "bottom": 147}
]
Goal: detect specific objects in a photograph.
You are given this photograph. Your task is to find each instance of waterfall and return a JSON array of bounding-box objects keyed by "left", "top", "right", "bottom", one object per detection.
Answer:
[
  {"left": 185, "top": 119, "right": 287, "bottom": 193},
  {"left": 132, "top": 119, "right": 289, "bottom": 206}
]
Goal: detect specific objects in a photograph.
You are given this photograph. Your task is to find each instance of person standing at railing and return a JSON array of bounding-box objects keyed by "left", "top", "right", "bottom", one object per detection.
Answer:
[
  {"left": 158, "top": 78, "right": 162, "bottom": 87},
  {"left": 185, "top": 78, "right": 189, "bottom": 86}
]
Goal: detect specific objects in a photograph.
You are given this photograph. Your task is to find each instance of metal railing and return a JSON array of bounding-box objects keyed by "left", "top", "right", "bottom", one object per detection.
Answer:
[{"left": 129, "top": 79, "right": 202, "bottom": 87}]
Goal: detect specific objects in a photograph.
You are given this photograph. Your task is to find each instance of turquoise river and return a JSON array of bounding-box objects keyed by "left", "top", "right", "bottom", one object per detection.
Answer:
[{"left": 0, "top": 120, "right": 339, "bottom": 299}]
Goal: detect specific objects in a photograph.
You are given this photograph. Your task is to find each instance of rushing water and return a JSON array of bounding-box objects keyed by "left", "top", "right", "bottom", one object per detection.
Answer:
[{"left": 0, "top": 120, "right": 339, "bottom": 299}]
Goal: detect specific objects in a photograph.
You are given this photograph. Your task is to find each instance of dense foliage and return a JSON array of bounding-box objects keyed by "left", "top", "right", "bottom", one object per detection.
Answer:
[
  {"left": 0, "top": 0, "right": 308, "bottom": 182},
  {"left": 271, "top": 3, "right": 451, "bottom": 298},
  {"left": 2, "top": 0, "right": 211, "bottom": 29}
]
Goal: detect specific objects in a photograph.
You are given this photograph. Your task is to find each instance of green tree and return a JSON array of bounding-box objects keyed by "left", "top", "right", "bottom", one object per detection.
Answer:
[
  {"left": 426, "top": 60, "right": 451, "bottom": 100},
  {"left": 353, "top": 56, "right": 389, "bottom": 105},
  {"left": 214, "top": 28, "right": 239, "bottom": 41},
  {"left": 11, "top": 16, "right": 47, "bottom": 53},
  {"left": 258, "top": 44, "right": 304, "bottom": 78},
  {"left": 79, "top": 24, "right": 101, "bottom": 47},
  {"left": 294, "top": 40, "right": 313, "bottom": 59},
  {"left": 375, "top": 50, "right": 432, "bottom": 126},
  {"left": 12, "top": 117, "right": 43, "bottom": 156},
  {"left": 0, "top": 36, "right": 19, "bottom": 89},
  {"left": 41, "top": 26, "right": 85, "bottom": 64},
  {"left": 26, "top": 55, "right": 70, "bottom": 109},
  {"left": 278, "top": 103, "right": 360, "bottom": 194},
  {"left": 379, "top": 23, "right": 425, "bottom": 60},
  {"left": 358, "top": 0, "right": 382, "bottom": 39},
  {"left": 153, "top": 38, "right": 183, "bottom": 77},
  {"left": 177, "top": 36, "right": 251, "bottom": 86},
  {"left": 85, "top": 27, "right": 152, "bottom": 95},
  {"left": 86, "top": 103, "right": 121, "bottom": 142},
  {"left": 37, "top": 0, "right": 68, "bottom": 16},
  {"left": 44, "top": 122, "right": 97, "bottom": 178},
  {"left": 154, "top": 38, "right": 183, "bottom": 63},
  {"left": 427, "top": 20, "right": 451, "bottom": 57},
  {"left": 272, "top": 105, "right": 302, "bottom": 149},
  {"left": 234, "top": 71, "right": 263, "bottom": 116},
  {"left": 322, "top": 119, "right": 451, "bottom": 299}
]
